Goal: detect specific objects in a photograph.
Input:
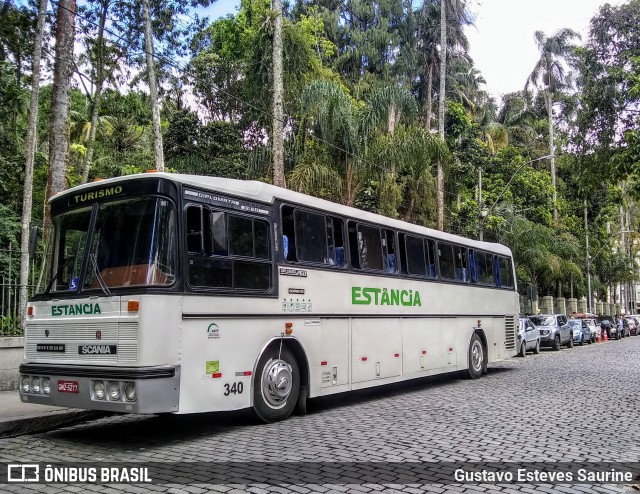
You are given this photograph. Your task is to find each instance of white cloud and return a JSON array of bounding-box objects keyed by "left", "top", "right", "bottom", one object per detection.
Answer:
[{"left": 465, "top": 0, "right": 627, "bottom": 100}]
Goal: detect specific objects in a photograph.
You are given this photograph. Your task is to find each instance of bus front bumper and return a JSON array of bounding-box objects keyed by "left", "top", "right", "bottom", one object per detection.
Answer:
[{"left": 18, "top": 364, "right": 181, "bottom": 414}]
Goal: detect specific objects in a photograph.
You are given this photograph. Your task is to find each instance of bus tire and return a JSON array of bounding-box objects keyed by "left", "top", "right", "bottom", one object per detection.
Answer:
[
  {"left": 467, "top": 333, "right": 484, "bottom": 379},
  {"left": 253, "top": 345, "right": 300, "bottom": 423}
]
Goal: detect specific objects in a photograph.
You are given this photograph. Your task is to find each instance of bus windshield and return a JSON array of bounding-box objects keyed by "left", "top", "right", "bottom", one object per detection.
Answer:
[{"left": 41, "top": 197, "right": 177, "bottom": 294}]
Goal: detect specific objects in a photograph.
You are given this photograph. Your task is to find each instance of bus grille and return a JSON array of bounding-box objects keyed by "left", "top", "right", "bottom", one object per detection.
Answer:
[
  {"left": 504, "top": 315, "right": 516, "bottom": 349},
  {"left": 25, "top": 321, "right": 138, "bottom": 364}
]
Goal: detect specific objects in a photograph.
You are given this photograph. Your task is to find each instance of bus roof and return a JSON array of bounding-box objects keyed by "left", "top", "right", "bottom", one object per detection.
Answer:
[{"left": 53, "top": 172, "right": 513, "bottom": 257}]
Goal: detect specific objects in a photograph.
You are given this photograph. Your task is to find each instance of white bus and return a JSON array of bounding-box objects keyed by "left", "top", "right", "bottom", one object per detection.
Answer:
[{"left": 20, "top": 173, "right": 518, "bottom": 422}]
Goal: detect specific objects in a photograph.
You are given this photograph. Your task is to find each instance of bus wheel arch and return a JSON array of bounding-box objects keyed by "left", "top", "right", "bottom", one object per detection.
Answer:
[
  {"left": 467, "top": 330, "right": 487, "bottom": 379},
  {"left": 252, "top": 338, "right": 309, "bottom": 423}
]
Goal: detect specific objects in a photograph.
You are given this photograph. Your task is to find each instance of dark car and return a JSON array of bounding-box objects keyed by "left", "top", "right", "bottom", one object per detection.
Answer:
[
  {"left": 529, "top": 314, "right": 572, "bottom": 350},
  {"left": 599, "top": 318, "right": 620, "bottom": 340}
]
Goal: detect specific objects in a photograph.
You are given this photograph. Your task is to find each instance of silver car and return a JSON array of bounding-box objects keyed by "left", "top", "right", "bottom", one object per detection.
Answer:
[
  {"left": 529, "top": 314, "right": 572, "bottom": 350},
  {"left": 518, "top": 317, "right": 541, "bottom": 356}
]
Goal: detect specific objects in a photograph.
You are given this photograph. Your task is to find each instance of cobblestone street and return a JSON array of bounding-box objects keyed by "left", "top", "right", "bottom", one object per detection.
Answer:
[{"left": 1, "top": 336, "right": 639, "bottom": 493}]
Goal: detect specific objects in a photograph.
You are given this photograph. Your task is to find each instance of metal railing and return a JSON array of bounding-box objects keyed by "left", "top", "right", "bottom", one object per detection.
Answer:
[{"left": 0, "top": 246, "right": 44, "bottom": 337}]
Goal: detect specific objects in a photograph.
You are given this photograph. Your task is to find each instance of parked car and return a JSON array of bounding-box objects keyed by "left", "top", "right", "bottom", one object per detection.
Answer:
[
  {"left": 528, "top": 314, "right": 572, "bottom": 350},
  {"left": 573, "top": 313, "right": 599, "bottom": 342},
  {"left": 625, "top": 316, "right": 638, "bottom": 336},
  {"left": 568, "top": 318, "right": 592, "bottom": 346},
  {"left": 518, "top": 317, "right": 541, "bottom": 356},
  {"left": 584, "top": 318, "right": 599, "bottom": 342}
]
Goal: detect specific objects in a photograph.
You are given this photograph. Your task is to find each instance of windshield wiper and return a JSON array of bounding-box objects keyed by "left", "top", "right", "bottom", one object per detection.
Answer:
[
  {"left": 90, "top": 254, "right": 112, "bottom": 297},
  {"left": 44, "top": 256, "right": 75, "bottom": 294}
]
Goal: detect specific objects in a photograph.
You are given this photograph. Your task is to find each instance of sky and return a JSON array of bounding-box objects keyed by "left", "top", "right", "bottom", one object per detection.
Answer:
[
  {"left": 201, "top": 0, "right": 626, "bottom": 100},
  {"left": 464, "top": 0, "right": 626, "bottom": 99}
]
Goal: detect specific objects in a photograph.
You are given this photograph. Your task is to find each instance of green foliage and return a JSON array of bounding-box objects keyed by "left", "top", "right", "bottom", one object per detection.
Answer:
[
  {"left": 0, "top": 314, "right": 22, "bottom": 336},
  {"left": 0, "top": 203, "right": 20, "bottom": 281}
]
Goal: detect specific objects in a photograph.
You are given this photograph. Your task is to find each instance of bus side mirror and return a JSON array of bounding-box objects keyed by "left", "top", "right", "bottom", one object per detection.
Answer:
[{"left": 28, "top": 226, "right": 39, "bottom": 261}]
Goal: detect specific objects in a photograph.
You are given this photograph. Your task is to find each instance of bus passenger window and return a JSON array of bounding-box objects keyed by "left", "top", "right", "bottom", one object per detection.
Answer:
[
  {"left": 209, "top": 211, "right": 227, "bottom": 256},
  {"left": 438, "top": 242, "right": 455, "bottom": 280},
  {"left": 332, "top": 217, "right": 345, "bottom": 267},
  {"left": 383, "top": 230, "right": 396, "bottom": 273},
  {"left": 357, "top": 224, "right": 384, "bottom": 271},
  {"left": 405, "top": 235, "right": 426, "bottom": 276},
  {"left": 186, "top": 206, "right": 204, "bottom": 254},
  {"left": 426, "top": 239, "right": 437, "bottom": 278},
  {"left": 497, "top": 256, "right": 514, "bottom": 288},
  {"left": 454, "top": 246, "right": 468, "bottom": 283}
]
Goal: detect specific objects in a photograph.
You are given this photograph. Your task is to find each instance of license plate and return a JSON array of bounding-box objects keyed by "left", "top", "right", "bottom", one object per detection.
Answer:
[{"left": 58, "top": 380, "right": 79, "bottom": 393}]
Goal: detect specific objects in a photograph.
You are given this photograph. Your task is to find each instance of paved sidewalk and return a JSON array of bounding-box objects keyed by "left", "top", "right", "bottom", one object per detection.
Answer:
[{"left": 0, "top": 390, "right": 104, "bottom": 438}]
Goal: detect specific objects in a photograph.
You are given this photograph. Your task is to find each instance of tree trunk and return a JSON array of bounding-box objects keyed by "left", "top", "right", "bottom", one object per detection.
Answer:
[
  {"left": 81, "top": 0, "right": 110, "bottom": 183},
  {"left": 547, "top": 90, "right": 557, "bottom": 221},
  {"left": 425, "top": 64, "right": 433, "bottom": 131},
  {"left": 19, "top": 0, "right": 48, "bottom": 328},
  {"left": 272, "top": 0, "right": 286, "bottom": 188},
  {"left": 436, "top": 0, "right": 447, "bottom": 231},
  {"left": 142, "top": 0, "right": 164, "bottom": 172},
  {"left": 46, "top": 0, "right": 76, "bottom": 225}
]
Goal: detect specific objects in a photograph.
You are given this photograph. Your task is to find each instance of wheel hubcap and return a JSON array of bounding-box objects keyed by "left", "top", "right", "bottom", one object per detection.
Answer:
[
  {"left": 471, "top": 340, "right": 483, "bottom": 371},
  {"left": 261, "top": 358, "right": 293, "bottom": 408}
]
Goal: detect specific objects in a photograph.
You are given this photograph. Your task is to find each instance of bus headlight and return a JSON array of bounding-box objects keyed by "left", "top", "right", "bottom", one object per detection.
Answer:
[
  {"left": 21, "top": 376, "right": 30, "bottom": 393},
  {"left": 108, "top": 381, "right": 121, "bottom": 401},
  {"left": 124, "top": 382, "right": 136, "bottom": 402},
  {"left": 31, "top": 377, "right": 41, "bottom": 394},
  {"left": 43, "top": 378, "right": 51, "bottom": 395},
  {"left": 94, "top": 381, "right": 105, "bottom": 400}
]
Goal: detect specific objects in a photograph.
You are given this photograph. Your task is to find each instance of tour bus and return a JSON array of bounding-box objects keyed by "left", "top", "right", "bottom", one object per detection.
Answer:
[{"left": 20, "top": 173, "right": 519, "bottom": 422}]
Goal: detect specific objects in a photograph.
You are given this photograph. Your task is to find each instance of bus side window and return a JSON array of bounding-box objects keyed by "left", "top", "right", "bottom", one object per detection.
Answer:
[
  {"left": 454, "top": 246, "right": 468, "bottom": 283},
  {"left": 498, "top": 256, "right": 514, "bottom": 288},
  {"left": 348, "top": 222, "right": 360, "bottom": 269},
  {"left": 357, "top": 224, "right": 384, "bottom": 271},
  {"left": 186, "top": 205, "right": 204, "bottom": 254},
  {"left": 426, "top": 239, "right": 437, "bottom": 278},
  {"left": 281, "top": 206, "right": 297, "bottom": 262},
  {"left": 332, "top": 217, "right": 346, "bottom": 267},
  {"left": 469, "top": 249, "right": 477, "bottom": 283},
  {"left": 438, "top": 242, "right": 455, "bottom": 280},
  {"left": 404, "top": 234, "right": 426, "bottom": 276},
  {"left": 384, "top": 229, "right": 396, "bottom": 273}
]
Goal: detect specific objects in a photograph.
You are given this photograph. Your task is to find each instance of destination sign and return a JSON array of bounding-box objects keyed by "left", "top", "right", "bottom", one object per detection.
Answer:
[
  {"left": 68, "top": 185, "right": 125, "bottom": 206},
  {"left": 184, "top": 189, "right": 270, "bottom": 215}
]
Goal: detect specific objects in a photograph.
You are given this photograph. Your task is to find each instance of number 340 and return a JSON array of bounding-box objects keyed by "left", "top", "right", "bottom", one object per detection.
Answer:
[{"left": 223, "top": 382, "right": 244, "bottom": 396}]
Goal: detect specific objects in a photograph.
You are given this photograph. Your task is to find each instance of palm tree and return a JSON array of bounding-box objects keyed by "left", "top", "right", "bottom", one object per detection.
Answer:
[
  {"left": 19, "top": 0, "right": 47, "bottom": 328},
  {"left": 297, "top": 79, "right": 361, "bottom": 205},
  {"left": 526, "top": 28, "right": 580, "bottom": 221},
  {"left": 436, "top": 0, "right": 470, "bottom": 230}
]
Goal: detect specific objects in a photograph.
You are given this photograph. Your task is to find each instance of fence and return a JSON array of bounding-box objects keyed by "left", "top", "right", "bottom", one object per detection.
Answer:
[{"left": 0, "top": 246, "right": 43, "bottom": 337}]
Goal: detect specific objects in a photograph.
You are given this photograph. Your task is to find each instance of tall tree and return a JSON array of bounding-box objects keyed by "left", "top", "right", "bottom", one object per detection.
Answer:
[
  {"left": 79, "top": 0, "right": 122, "bottom": 182},
  {"left": 141, "top": 0, "right": 164, "bottom": 171},
  {"left": 272, "top": 0, "right": 285, "bottom": 187},
  {"left": 436, "top": 0, "right": 446, "bottom": 230},
  {"left": 526, "top": 28, "right": 580, "bottom": 221},
  {"left": 46, "top": 0, "right": 76, "bottom": 224},
  {"left": 19, "top": 0, "right": 47, "bottom": 326}
]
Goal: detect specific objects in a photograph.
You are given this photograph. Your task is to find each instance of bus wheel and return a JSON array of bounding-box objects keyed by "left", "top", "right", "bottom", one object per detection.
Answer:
[
  {"left": 253, "top": 346, "right": 300, "bottom": 423},
  {"left": 467, "top": 333, "right": 484, "bottom": 379}
]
